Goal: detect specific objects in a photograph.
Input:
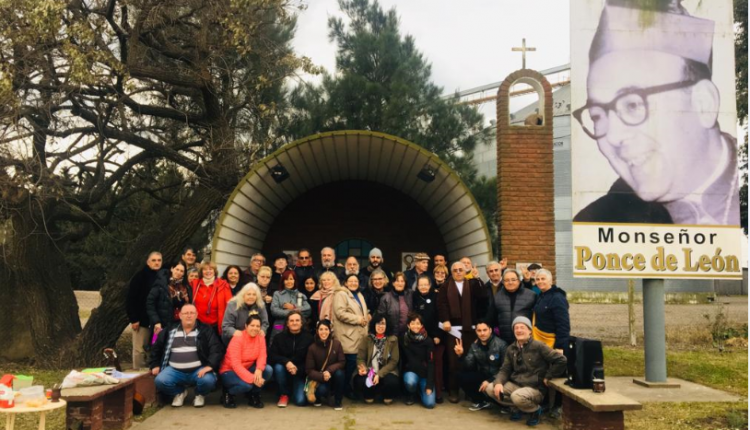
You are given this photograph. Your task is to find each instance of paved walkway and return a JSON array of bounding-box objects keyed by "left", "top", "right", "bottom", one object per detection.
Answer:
[
  {"left": 607, "top": 377, "right": 744, "bottom": 403},
  {"left": 132, "top": 391, "right": 556, "bottom": 430}
]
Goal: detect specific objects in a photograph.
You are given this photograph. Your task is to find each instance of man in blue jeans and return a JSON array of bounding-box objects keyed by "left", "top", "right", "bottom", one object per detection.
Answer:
[
  {"left": 268, "top": 311, "right": 314, "bottom": 407},
  {"left": 150, "top": 304, "right": 224, "bottom": 407}
]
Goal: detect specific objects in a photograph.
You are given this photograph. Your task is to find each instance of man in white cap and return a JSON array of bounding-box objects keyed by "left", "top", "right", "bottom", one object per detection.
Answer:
[
  {"left": 484, "top": 316, "right": 566, "bottom": 427},
  {"left": 363, "top": 248, "right": 393, "bottom": 281},
  {"left": 573, "top": 0, "right": 740, "bottom": 225},
  {"left": 404, "top": 252, "right": 434, "bottom": 291}
]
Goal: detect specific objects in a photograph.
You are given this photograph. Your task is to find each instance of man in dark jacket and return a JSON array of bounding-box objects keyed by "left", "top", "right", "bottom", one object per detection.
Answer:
[
  {"left": 486, "top": 317, "right": 566, "bottom": 427},
  {"left": 293, "top": 248, "right": 316, "bottom": 288},
  {"left": 438, "top": 261, "right": 487, "bottom": 403},
  {"left": 268, "top": 311, "right": 314, "bottom": 407},
  {"left": 404, "top": 253, "right": 434, "bottom": 291},
  {"left": 455, "top": 321, "right": 508, "bottom": 411},
  {"left": 127, "top": 251, "right": 163, "bottom": 369},
  {"left": 363, "top": 248, "right": 394, "bottom": 281},
  {"left": 150, "top": 304, "right": 224, "bottom": 408},
  {"left": 486, "top": 268, "right": 537, "bottom": 344}
]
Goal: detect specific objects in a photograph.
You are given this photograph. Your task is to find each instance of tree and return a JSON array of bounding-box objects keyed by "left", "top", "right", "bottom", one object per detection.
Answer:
[
  {"left": 0, "top": 0, "right": 308, "bottom": 365},
  {"left": 735, "top": 0, "right": 748, "bottom": 233},
  {"left": 285, "top": 0, "right": 490, "bottom": 181}
]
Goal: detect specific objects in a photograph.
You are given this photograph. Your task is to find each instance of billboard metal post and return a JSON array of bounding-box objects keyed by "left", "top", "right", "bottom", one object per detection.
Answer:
[{"left": 642, "top": 278, "right": 666, "bottom": 382}]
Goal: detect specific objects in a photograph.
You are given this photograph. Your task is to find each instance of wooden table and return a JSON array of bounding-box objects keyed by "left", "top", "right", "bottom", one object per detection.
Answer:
[
  {"left": 62, "top": 372, "right": 153, "bottom": 430},
  {"left": 549, "top": 378, "right": 642, "bottom": 430},
  {"left": 0, "top": 400, "right": 67, "bottom": 430}
]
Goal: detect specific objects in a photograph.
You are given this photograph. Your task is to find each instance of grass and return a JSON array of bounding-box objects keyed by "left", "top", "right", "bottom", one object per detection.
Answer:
[
  {"left": 566, "top": 291, "right": 717, "bottom": 304},
  {"left": 604, "top": 347, "right": 748, "bottom": 396},
  {"left": 605, "top": 346, "right": 748, "bottom": 430}
]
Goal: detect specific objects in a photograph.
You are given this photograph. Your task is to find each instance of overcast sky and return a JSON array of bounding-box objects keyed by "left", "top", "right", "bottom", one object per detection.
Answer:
[{"left": 291, "top": 0, "right": 571, "bottom": 116}]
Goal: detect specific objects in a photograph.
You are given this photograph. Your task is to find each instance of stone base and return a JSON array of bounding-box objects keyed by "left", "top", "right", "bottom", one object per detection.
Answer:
[
  {"left": 632, "top": 378, "right": 682, "bottom": 389},
  {"left": 561, "top": 396, "right": 625, "bottom": 430}
]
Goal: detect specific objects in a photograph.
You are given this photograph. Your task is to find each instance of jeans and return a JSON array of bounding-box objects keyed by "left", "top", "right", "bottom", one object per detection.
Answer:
[
  {"left": 314, "top": 369, "right": 345, "bottom": 403},
  {"left": 403, "top": 371, "right": 436, "bottom": 409},
  {"left": 273, "top": 364, "right": 307, "bottom": 406},
  {"left": 155, "top": 366, "right": 217, "bottom": 396},
  {"left": 221, "top": 364, "right": 273, "bottom": 396},
  {"left": 344, "top": 354, "right": 358, "bottom": 396}
]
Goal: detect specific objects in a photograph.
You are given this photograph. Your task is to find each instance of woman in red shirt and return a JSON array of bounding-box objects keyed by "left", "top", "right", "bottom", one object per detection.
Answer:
[
  {"left": 191, "top": 261, "right": 232, "bottom": 334},
  {"left": 219, "top": 315, "right": 273, "bottom": 408}
]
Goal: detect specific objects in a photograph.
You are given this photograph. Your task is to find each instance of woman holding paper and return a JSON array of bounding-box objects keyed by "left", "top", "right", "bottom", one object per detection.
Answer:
[{"left": 353, "top": 314, "right": 400, "bottom": 404}]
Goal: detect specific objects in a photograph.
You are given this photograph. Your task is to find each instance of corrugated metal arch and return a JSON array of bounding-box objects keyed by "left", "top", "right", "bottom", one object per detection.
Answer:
[{"left": 211, "top": 130, "right": 494, "bottom": 271}]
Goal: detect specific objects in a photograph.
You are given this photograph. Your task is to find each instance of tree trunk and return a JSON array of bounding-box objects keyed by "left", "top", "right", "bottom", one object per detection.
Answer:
[
  {"left": 65, "top": 184, "right": 227, "bottom": 366},
  {"left": 0, "top": 200, "right": 81, "bottom": 365}
]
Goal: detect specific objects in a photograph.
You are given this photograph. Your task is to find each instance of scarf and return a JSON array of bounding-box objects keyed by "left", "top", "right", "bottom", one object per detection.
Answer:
[
  {"left": 369, "top": 333, "right": 387, "bottom": 367},
  {"left": 169, "top": 278, "right": 189, "bottom": 301},
  {"left": 405, "top": 327, "right": 428, "bottom": 345},
  {"left": 311, "top": 287, "right": 335, "bottom": 320}
]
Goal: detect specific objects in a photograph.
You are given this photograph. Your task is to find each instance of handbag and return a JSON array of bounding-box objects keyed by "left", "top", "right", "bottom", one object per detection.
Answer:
[{"left": 305, "top": 340, "right": 334, "bottom": 403}]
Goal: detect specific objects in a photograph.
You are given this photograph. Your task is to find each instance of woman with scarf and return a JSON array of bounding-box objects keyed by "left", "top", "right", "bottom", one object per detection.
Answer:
[
  {"left": 412, "top": 274, "right": 445, "bottom": 403},
  {"left": 191, "top": 261, "right": 233, "bottom": 334},
  {"left": 401, "top": 312, "right": 436, "bottom": 409},
  {"left": 269, "top": 270, "right": 312, "bottom": 342},
  {"left": 147, "top": 261, "right": 192, "bottom": 335},
  {"left": 221, "top": 265, "right": 243, "bottom": 296},
  {"left": 305, "top": 320, "right": 346, "bottom": 410},
  {"left": 353, "top": 314, "right": 400, "bottom": 404},
  {"left": 222, "top": 283, "right": 270, "bottom": 345},
  {"left": 309, "top": 272, "right": 338, "bottom": 327},
  {"left": 364, "top": 269, "right": 389, "bottom": 317}
]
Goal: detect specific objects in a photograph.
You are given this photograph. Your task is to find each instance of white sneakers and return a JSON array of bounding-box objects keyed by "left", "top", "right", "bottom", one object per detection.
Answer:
[
  {"left": 193, "top": 394, "right": 205, "bottom": 408},
  {"left": 172, "top": 391, "right": 205, "bottom": 407},
  {"left": 172, "top": 391, "right": 188, "bottom": 407}
]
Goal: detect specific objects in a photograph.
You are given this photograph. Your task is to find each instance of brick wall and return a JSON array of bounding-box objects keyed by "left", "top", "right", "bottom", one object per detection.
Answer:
[{"left": 496, "top": 69, "right": 556, "bottom": 278}]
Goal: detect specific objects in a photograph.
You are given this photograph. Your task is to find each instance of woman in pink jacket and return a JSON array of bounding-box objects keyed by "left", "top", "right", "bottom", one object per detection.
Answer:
[{"left": 219, "top": 315, "right": 273, "bottom": 408}]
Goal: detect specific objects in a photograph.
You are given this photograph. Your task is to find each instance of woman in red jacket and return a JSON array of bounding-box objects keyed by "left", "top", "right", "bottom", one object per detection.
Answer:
[
  {"left": 191, "top": 261, "right": 233, "bottom": 334},
  {"left": 219, "top": 315, "right": 273, "bottom": 408}
]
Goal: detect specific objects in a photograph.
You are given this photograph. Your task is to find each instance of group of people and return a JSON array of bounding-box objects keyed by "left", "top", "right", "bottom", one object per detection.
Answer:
[{"left": 126, "top": 246, "right": 570, "bottom": 426}]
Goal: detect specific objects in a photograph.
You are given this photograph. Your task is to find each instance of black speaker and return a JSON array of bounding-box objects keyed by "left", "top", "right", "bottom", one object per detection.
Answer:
[{"left": 564, "top": 336, "right": 604, "bottom": 389}]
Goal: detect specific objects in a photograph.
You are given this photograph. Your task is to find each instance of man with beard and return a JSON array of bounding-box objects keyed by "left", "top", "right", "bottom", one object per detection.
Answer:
[
  {"left": 362, "top": 248, "right": 393, "bottom": 281},
  {"left": 344, "top": 256, "right": 369, "bottom": 290},
  {"left": 315, "top": 246, "right": 345, "bottom": 283}
]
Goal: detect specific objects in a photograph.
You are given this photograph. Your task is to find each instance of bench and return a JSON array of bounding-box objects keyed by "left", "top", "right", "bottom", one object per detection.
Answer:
[
  {"left": 549, "top": 378, "right": 642, "bottom": 430},
  {"left": 62, "top": 372, "right": 155, "bottom": 430}
]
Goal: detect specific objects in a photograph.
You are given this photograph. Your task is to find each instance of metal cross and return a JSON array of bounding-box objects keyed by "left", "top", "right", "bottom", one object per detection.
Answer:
[{"left": 512, "top": 38, "right": 536, "bottom": 69}]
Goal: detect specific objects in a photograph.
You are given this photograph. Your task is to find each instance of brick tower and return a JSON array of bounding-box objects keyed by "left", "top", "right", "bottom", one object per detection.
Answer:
[{"left": 496, "top": 69, "right": 555, "bottom": 277}]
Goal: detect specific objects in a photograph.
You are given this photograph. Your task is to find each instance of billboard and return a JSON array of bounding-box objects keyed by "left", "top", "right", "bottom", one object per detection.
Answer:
[{"left": 570, "top": 0, "right": 743, "bottom": 279}]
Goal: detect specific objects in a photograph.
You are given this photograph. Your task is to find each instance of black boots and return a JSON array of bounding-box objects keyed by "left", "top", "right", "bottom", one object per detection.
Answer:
[{"left": 248, "top": 393, "right": 264, "bottom": 409}]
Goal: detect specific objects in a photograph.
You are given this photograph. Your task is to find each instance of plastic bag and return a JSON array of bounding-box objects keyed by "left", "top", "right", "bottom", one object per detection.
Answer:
[{"left": 61, "top": 370, "right": 119, "bottom": 389}]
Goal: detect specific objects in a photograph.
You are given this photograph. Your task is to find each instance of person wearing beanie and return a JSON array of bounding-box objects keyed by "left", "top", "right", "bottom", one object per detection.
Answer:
[
  {"left": 364, "top": 248, "right": 393, "bottom": 281},
  {"left": 484, "top": 315, "right": 566, "bottom": 426}
]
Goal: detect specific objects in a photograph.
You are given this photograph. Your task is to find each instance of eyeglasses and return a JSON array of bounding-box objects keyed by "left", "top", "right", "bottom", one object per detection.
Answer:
[
  {"left": 573, "top": 80, "right": 697, "bottom": 139},
  {"left": 298, "top": 256, "right": 310, "bottom": 260},
  {"left": 452, "top": 269, "right": 464, "bottom": 272}
]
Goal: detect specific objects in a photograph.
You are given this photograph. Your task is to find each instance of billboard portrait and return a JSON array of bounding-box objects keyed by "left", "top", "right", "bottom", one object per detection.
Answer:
[{"left": 570, "top": 0, "right": 743, "bottom": 279}]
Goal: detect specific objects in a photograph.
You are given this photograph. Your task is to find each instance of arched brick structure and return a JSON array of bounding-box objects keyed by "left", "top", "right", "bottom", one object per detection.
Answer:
[{"left": 496, "top": 69, "right": 556, "bottom": 276}]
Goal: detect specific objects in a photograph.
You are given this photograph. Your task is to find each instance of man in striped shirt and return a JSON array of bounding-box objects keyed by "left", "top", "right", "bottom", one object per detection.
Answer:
[{"left": 150, "top": 304, "right": 224, "bottom": 407}]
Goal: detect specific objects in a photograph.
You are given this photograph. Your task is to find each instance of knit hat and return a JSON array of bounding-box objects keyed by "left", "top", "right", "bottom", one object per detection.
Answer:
[
  {"left": 369, "top": 248, "right": 383, "bottom": 258},
  {"left": 414, "top": 252, "right": 430, "bottom": 261},
  {"left": 512, "top": 316, "right": 533, "bottom": 331}
]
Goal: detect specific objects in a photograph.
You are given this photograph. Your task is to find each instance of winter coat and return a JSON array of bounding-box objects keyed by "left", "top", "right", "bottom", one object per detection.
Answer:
[
  {"left": 268, "top": 329, "right": 314, "bottom": 374},
  {"left": 294, "top": 266, "right": 316, "bottom": 289},
  {"left": 494, "top": 339, "right": 567, "bottom": 391},
  {"left": 127, "top": 266, "right": 165, "bottom": 326},
  {"left": 315, "top": 266, "right": 346, "bottom": 284},
  {"left": 219, "top": 332, "right": 267, "bottom": 385},
  {"left": 221, "top": 301, "right": 270, "bottom": 345},
  {"left": 401, "top": 334, "right": 435, "bottom": 390},
  {"left": 462, "top": 335, "right": 508, "bottom": 381},
  {"left": 363, "top": 287, "right": 388, "bottom": 317},
  {"left": 270, "top": 289, "right": 312, "bottom": 321},
  {"left": 412, "top": 290, "right": 442, "bottom": 341},
  {"left": 357, "top": 335, "right": 400, "bottom": 378},
  {"left": 305, "top": 337, "right": 345, "bottom": 383},
  {"left": 404, "top": 268, "right": 434, "bottom": 291},
  {"left": 191, "top": 278, "right": 233, "bottom": 332},
  {"left": 149, "top": 320, "right": 224, "bottom": 371},
  {"left": 330, "top": 286, "right": 369, "bottom": 354},
  {"left": 532, "top": 285, "right": 571, "bottom": 350},
  {"left": 437, "top": 278, "right": 487, "bottom": 345},
  {"left": 146, "top": 272, "right": 192, "bottom": 330},
  {"left": 486, "top": 287, "right": 537, "bottom": 344},
  {"left": 377, "top": 289, "right": 413, "bottom": 336}
]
